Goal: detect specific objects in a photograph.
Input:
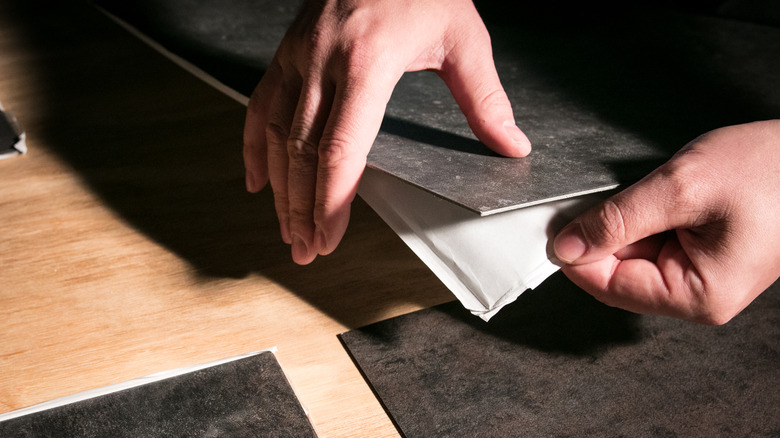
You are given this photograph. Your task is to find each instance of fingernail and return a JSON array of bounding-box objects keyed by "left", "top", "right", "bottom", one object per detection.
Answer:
[
  {"left": 245, "top": 169, "right": 258, "bottom": 192},
  {"left": 279, "top": 215, "right": 291, "bottom": 244},
  {"left": 503, "top": 121, "right": 531, "bottom": 155},
  {"left": 315, "top": 228, "right": 327, "bottom": 254},
  {"left": 554, "top": 223, "right": 588, "bottom": 263},
  {"left": 291, "top": 234, "right": 310, "bottom": 262}
]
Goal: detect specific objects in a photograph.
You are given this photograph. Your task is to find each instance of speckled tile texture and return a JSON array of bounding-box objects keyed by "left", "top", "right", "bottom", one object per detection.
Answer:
[
  {"left": 0, "top": 352, "right": 317, "bottom": 437},
  {"left": 94, "top": 0, "right": 780, "bottom": 214},
  {"left": 340, "top": 274, "right": 780, "bottom": 438}
]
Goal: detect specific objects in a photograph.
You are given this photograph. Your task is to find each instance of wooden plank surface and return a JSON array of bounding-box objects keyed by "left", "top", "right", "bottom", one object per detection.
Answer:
[{"left": 0, "top": 2, "right": 453, "bottom": 436}]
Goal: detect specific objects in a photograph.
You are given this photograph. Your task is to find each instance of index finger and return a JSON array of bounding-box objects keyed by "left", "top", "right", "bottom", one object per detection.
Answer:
[
  {"left": 313, "top": 72, "right": 398, "bottom": 255},
  {"left": 561, "top": 235, "right": 706, "bottom": 322}
]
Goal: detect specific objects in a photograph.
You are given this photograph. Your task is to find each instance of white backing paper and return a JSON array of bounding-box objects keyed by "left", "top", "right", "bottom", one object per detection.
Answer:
[{"left": 359, "top": 168, "right": 607, "bottom": 321}]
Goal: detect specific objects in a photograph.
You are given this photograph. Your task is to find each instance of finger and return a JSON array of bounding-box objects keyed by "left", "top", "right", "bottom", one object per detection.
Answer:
[
  {"left": 553, "top": 162, "right": 714, "bottom": 264},
  {"left": 286, "top": 75, "right": 335, "bottom": 265},
  {"left": 612, "top": 233, "right": 668, "bottom": 261},
  {"left": 563, "top": 257, "right": 670, "bottom": 316},
  {"left": 243, "top": 61, "right": 283, "bottom": 192},
  {"left": 313, "top": 72, "right": 397, "bottom": 256},
  {"left": 437, "top": 21, "right": 530, "bottom": 157},
  {"left": 266, "top": 72, "right": 302, "bottom": 245},
  {"left": 562, "top": 236, "right": 705, "bottom": 321}
]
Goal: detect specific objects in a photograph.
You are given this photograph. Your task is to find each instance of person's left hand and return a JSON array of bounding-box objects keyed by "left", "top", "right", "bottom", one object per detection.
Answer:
[{"left": 243, "top": 0, "right": 531, "bottom": 265}]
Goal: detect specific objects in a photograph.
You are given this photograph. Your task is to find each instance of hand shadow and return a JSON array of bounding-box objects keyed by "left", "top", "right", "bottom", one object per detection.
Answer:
[{"left": 6, "top": 1, "right": 453, "bottom": 329}]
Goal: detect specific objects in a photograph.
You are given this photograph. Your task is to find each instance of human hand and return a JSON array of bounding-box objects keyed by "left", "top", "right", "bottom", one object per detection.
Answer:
[
  {"left": 244, "top": 0, "right": 531, "bottom": 264},
  {"left": 553, "top": 120, "right": 780, "bottom": 324}
]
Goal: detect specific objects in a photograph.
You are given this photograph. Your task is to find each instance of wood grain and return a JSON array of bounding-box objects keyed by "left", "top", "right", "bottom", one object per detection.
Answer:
[{"left": 0, "top": 2, "right": 453, "bottom": 436}]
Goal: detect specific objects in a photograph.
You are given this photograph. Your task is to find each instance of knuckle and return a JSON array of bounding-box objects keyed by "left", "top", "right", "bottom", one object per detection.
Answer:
[
  {"left": 658, "top": 154, "right": 709, "bottom": 213},
  {"left": 343, "top": 38, "right": 373, "bottom": 69},
  {"left": 288, "top": 204, "right": 313, "bottom": 224},
  {"left": 470, "top": 88, "right": 511, "bottom": 122},
  {"left": 468, "top": 21, "right": 492, "bottom": 45},
  {"left": 334, "top": 18, "right": 385, "bottom": 73},
  {"left": 450, "top": 10, "right": 491, "bottom": 49},
  {"left": 664, "top": 168, "right": 699, "bottom": 209},
  {"left": 583, "top": 200, "right": 629, "bottom": 247},
  {"left": 683, "top": 276, "right": 736, "bottom": 326},
  {"left": 287, "top": 137, "right": 319, "bottom": 162},
  {"left": 317, "top": 136, "right": 352, "bottom": 170},
  {"left": 479, "top": 88, "right": 509, "bottom": 108},
  {"left": 281, "top": 22, "right": 332, "bottom": 73},
  {"left": 329, "top": 38, "right": 375, "bottom": 81},
  {"left": 265, "top": 122, "right": 289, "bottom": 148},
  {"left": 312, "top": 200, "right": 332, "bottom": 230}
]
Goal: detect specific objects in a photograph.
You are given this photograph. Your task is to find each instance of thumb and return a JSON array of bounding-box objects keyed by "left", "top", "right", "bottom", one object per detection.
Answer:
[
  {"left": 553, "top": 166, "right": 710, "bottom": 264},
  {"left": 437, "top": 23, "right": 531, "bottom": 157}
]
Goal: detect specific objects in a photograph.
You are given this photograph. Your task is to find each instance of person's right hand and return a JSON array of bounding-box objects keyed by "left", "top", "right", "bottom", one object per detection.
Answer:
[
  {"left": 244, "top": 0, "right": 531, "bottom": 265},
  {"left": 554, "top": 120, "right": 780, "bottom": 324}
]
